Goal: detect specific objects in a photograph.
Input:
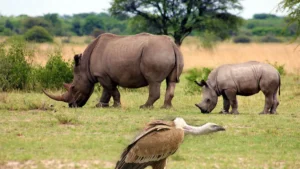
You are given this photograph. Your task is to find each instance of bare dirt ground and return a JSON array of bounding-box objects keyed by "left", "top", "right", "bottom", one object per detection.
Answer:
[{"left": 2, "top": 160, "right": 114, "bottom": 169}]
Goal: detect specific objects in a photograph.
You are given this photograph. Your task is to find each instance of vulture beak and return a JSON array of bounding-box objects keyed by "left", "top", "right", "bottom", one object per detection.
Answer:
[{"left": 215, "top": 125, "right": 226, "bottom": 131}]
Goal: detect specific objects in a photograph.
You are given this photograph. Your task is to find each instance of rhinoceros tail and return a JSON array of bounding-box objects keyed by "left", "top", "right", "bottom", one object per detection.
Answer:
[
  {"left": 172, "top": 43, "right": 184, "bottom": 83},
  {"left": 278, "top": 73, "right": 281, "bottom": 96}
]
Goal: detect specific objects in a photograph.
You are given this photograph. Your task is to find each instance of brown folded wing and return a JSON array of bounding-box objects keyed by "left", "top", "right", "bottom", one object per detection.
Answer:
[{"left": 115, "top": 121, "right": 184, "bottom": 169}]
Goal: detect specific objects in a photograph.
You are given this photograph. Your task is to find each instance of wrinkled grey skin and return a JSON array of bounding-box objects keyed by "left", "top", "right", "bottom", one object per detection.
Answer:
[
  {"left": 43, "top": 33, "right": 184, "bottom": 108},
  {"left": 195, "top": 61, "right": 280, "bottom": 114}
]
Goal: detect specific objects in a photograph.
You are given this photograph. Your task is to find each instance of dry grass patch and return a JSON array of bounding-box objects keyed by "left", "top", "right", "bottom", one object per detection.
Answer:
[{"left": 181, "top": 37, "right": 300, "bottom": 73}]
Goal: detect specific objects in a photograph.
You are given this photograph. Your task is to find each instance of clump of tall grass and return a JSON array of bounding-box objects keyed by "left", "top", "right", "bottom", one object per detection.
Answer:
[
  {"left": 267, "top": 61, "right": 286, "bottom": 76},
  {"left": 50, "top": 111, "right": 80, "bottom": 125}
]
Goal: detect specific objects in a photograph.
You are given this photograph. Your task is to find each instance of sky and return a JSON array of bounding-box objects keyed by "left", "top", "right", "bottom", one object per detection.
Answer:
[{"left": 0, "top": 0, "right": 286, "bottom": 19}]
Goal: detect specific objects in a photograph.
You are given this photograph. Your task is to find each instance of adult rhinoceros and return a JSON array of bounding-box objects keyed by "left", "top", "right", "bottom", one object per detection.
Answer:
[
  {"left": 195, "top": 61, "right": 280, "bottom": 114},
  {"left": 43, "top": 33, "right": 184, "bottom": 108}
]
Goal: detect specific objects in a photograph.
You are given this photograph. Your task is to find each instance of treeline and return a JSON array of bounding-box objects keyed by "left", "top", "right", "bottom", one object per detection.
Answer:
[
  {"left": 0, "top": 12, "right": 136, "bottom": 38},
  {"left": 242, "top": 14, "right": 297, "bottom": 37},
  {"left": 0, "top": 12, "right": 297, "bottom": 41}
]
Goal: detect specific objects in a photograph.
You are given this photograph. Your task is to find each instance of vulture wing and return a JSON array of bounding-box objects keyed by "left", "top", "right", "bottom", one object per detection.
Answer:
[{"left": 115, "top": 121, "right": 184, "bottom": 169}]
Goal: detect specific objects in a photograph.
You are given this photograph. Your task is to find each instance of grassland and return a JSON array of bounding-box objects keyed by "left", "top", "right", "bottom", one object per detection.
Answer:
[
  {"left": 0, "top": 37, "right": 300, "bottom": 169},
  {"left": 30, "top": 36, "right": 300, "bottom": 73}
]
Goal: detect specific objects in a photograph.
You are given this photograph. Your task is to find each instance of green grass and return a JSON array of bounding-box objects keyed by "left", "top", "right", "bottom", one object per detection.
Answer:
[{"left": 0, "top": 73, "right": 300, "bottom": 169}]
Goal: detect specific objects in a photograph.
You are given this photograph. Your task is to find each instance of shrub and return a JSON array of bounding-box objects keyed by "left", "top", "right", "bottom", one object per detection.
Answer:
[
  {"left": 91, "top": 28, "right": 105, "bottom": 38},
  {"left": 36, "top": 49, "right": 73, "bottom": 89},
  {"left": 253, "top": 13, "right": 278, "bottom": 20},
  {"left": 50, "top": 111, "right": 80, "bottom": 125},
  {"left": 24, "top": 26, "right": 53, "bottom": 43},
  {"left": 267, "top": 61, "right": 286, "bottom": 76},
  {"left": 233, "top": 36, "right": 252, "bottom": 43},
  {"left": 0, "top": 38, "right": 33, "bottom": 91},
  {"left": 260, "top": 35, "right": 283, "bottom": 43},
  {"left": 252, "top": 27, "right": 282, "bottom": 36},
  {"left": 2, "top": 28, "right": 14, "bottom": 36},
  {"left": 184, "top": 67, "right": 212, "bottom": 94}
]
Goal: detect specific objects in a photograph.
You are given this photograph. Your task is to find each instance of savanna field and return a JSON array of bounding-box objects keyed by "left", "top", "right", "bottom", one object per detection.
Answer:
[{"left": 0, "top": 37, "right": 300, "bottom": 169}]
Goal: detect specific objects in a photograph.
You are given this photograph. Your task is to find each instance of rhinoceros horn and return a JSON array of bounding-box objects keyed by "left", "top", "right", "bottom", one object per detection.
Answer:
[{"left": 42, "top": 89, "right": 69, "bottom": 102}]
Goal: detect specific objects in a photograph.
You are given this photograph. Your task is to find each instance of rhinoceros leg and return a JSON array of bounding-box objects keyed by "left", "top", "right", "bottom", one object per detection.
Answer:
[
  {"left": 260, "top": 93, "right": 273, "bottom": 114},
  {"left": 270, "top": 92, "right": 279, "bottom": 114},
  {"left": 161, "top": 82, "right": 176, "bottom": 108},
  {"left": 140, "top": 82, "right": 161, "bottom": 108},
  {"left": 111, "top": 88, "right": 121, "bottom": 107},
  {"left": 225, "top": 89, "right": 240, "bottom": 114},
  {"left": 96, "top": 88, "right": 111, "bottom": 107},
  {"left": 220, "top": 95, "right": 230, "bottom": 114}
]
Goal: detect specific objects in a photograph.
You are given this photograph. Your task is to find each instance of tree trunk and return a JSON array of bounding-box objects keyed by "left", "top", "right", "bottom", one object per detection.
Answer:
[{"left": 174, "top": 37, "right": 182, "bottom": 47}]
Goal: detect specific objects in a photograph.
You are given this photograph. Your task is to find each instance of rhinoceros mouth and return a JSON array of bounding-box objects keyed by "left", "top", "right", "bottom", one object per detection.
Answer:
[{"left": 195, "top": 104, "right": 210, "bottom": 114}]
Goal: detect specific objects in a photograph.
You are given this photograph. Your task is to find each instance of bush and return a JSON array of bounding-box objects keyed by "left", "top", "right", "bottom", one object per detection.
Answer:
[
  {"left": 0, "top": 38, "right": 33, "bottom": 91},
  {"left": 260, "top": 35, "right": 283, "bottom": 43},
  {"left": 91, "top": 28, "right": 105, "bottom": 38},
  {"left": 267, "top": 61, "right": 286, "bottom": 76},
  {"left": 252, "top": 27, "right": 282, "bottom": 36},
  {"left": 49, "top": 111, "right": 80, "bottom": 125},
  {"left": 253, "top": 13, "right": 278, "bottom": 20},
  {"left": 184, "top": 68, "right": 212, "bottom": 94},
  {"left": 233, "top": 36, "right": 252, "bottom": 43},
  {"left": 35, "top": 49, "right": 73, "bottom": 89},
  {"left": 24, "top": 26, "right": 53, "bottom": 43}
]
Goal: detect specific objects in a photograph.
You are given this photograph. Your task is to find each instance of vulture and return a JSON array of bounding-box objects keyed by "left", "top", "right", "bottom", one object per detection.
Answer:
[{"left": 115, "top": 117, "right": 225, "bottom": 169}]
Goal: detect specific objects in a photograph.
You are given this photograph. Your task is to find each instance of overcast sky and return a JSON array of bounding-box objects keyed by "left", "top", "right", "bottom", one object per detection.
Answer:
[{"left": 0, "top": 0, "right": 286, "bottom": 19}]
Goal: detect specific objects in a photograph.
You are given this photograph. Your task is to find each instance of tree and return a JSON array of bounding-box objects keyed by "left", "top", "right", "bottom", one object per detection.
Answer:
[
  {"left": 23, "top": 17, "right": 52, "bottom": 33},
  {"left": 44, "top": 13, "right": 64, "bottom": 36},
  {"left": 278, "top": 0, "right": 300, "bottom": 39},
  {"left": 82, "top": 15, "right": 104, "bottom": 35},
  {"left": 110, "top": 0, "right": 243, "bottom": 46},
  {"left": 5, "top": 19, "right": 14, "bottom": 30},
  {"left": 253, "top": 13, "right": 278, "bottom": 20},
  {"left": 71, "top": 18, "right": 83, "bottom": 36}
]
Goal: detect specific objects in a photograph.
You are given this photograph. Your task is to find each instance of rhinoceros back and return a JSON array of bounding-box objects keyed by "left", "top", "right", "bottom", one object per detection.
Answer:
[
  {"left": 89, "top": 33, "right": 183, "bottom": 88},
  {"left": 212, "top": 61, "right": 280, "bottom": 96}
]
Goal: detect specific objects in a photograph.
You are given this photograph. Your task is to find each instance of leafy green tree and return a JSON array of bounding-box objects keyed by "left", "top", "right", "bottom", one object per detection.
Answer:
[
  {"left": 82, "top": 15, "right": 104, "bottom": 34},
  {"left": 253, "top": 13, "right": 279, "bottom": 19},
  {"left": 5, "top": 19, "right": 14, "bottom": 30},
  {"left": 23, "top": 17, "right": 52, "bottom": 33},
  {"left": 71, "top": 18, "right": 83, "bottom": 36},
  {"left": 44, "top": 13, "right": 64, "bottom": 36},
  {"left": 278, "top": 0, "right": 300, "bottom": 38},
  {"left": 110, "top": 0, "right": 243, "bottom": 46}
]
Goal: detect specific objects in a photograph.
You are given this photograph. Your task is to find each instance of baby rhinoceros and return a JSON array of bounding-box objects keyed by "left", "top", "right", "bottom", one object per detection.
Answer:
[{"left": 195, "top": 61, "right": 281, "bottom": 115}]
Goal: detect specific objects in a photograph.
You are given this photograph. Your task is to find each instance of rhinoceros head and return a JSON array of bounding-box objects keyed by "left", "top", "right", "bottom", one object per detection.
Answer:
[
  {"left": 43, "top": 54, "right": 94, "bottom": 107},
  {"left": 194, "top": 80, "right": 218, "bottom": 113}
]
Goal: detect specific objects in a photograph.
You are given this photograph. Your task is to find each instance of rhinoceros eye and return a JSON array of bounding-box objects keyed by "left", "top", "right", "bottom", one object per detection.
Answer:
[{"left": 206, "top": 99, "right": 210, "bottom": 102}]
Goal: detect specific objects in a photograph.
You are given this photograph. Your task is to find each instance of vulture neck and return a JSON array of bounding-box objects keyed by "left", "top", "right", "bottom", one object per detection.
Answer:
[{"left": 183, "top": 124, "right": 212, "bottom": 135}]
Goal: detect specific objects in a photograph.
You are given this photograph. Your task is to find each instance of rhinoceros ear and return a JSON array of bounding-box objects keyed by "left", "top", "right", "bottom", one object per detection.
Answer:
[
  {"left": 195, "top": 80, "right": 208, "bottom": 87},
  {"left": 74, "top": 54, "right": 82, "bottom": 66}
]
